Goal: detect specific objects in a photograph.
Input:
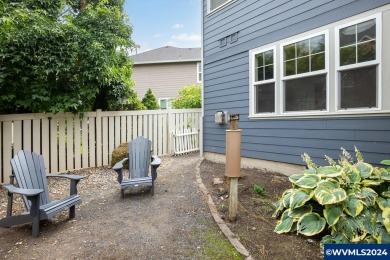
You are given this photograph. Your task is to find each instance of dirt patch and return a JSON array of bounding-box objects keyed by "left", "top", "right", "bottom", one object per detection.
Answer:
[
  {"left": 199, "top": 159, "right": 323, "bottom": 260},
  {"left": 0, "top": 154, "right": 242, "bottom": 259}
]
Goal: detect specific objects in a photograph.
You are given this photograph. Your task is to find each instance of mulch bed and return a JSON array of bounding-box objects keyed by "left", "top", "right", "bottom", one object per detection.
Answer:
[{"left": 199, "top": 159, "right": 323, "bottom": 260}]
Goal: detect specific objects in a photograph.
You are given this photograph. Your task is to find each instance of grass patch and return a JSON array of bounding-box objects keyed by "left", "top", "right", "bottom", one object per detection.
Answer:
[{"left": 193, "top": 228, "right": 244, "bottom": 259}]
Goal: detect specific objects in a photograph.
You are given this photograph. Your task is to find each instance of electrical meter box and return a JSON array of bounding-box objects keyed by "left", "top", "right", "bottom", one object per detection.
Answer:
[{"left": 215, "top": 111, "right": 227, "bottom": 125}]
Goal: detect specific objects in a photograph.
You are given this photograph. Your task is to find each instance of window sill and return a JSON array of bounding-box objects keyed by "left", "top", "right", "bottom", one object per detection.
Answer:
[{"left": 249, "top": 110, "right": 390, "bottom": 119}]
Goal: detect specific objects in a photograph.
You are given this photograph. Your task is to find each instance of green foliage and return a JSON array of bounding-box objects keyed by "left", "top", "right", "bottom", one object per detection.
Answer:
[
  {"left": 141, "top": 88, "right": 160, "bottom": 110},
  {"left": 172, "top": 84, "right": 202, "bottom": 109},
  {"left": 273, "top": 147, "right": 390, "bottom": 246},
  {"left": 0, "top": 0, "right": 138, "bottom": 114},
  {"left": 253, "top": 184, "right": 267, "bottom": 196},
  {"left": 111, "top": 142, "right": 129, "bottom": 168}
]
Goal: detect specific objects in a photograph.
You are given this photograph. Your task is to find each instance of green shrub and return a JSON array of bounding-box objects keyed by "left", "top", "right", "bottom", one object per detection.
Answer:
[
  {"left": 273, "top": 147, "right": 390, "bottom": 246},
  {"left": 141, "top": 88, "right": 160, "bottom": 110},
  {"left": 111, "top": 142, "right": 129, "bottom": 168},
  {"left": 172, "top": 84, "right": 202, "bottom": 109},
  {"left": 253, "top": 184, "right": 267, "bottom": 196}
]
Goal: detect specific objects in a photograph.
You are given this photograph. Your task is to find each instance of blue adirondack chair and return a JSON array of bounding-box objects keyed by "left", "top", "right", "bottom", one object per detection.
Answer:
[
  {"left": 113, "top": 136, "right": 161, "bottom": 198},
  {"left": 0, "top": 150, "right": 85, "bottom": 237}
]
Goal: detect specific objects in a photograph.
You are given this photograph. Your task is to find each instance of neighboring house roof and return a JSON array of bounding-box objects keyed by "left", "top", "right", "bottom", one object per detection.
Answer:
[{"left": 131, "top": 46, "right": 201, "bottom": 65}]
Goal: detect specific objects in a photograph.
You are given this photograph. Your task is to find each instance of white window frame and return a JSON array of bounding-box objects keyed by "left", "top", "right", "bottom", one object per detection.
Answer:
[
  {"left": 207, "top": 0, "right": 236, "bottom": 15},
  {"left": 335, "top": 13, "right": 382, "bottom": 112},
  {"left": 250, "top": 46, "right": 276, "bottom": 116},
  {"left": 158, "top": 98, "right": 174, "bottom": 109},
  {"left": 280, "top": 30, "right": 330, "bottom": 115},
  {"left": 197, "top": 62, "right": 202, "bottom": 83}
]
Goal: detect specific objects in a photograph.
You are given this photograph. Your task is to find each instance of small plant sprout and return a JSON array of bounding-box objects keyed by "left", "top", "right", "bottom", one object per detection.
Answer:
[{"left": 253, "top": 184, "right": 267, "bottom": 196}]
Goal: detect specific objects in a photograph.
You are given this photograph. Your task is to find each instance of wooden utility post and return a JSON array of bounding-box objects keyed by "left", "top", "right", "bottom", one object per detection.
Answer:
[{"left": 225, "top": 114, "right": 241, "bottom": 221}]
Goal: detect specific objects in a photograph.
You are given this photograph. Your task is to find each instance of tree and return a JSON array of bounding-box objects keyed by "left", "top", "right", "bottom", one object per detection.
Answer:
[
  {"left": 141, "top": 88, "right": 160, "bottom": 110},
  {"left": 172, "top": 84, "right": 202, "bottom": 109},
  {"left": 0, "top": 0, "right": 138, "bottom": 114}
]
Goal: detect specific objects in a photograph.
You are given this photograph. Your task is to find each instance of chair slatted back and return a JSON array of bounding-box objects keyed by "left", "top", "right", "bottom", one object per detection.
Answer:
[
  {"left": 128, "top": 137, "right": 152, "bottom": 179},
  {"left": 10, "top": 150, "right": 50, "bottom": 210}
]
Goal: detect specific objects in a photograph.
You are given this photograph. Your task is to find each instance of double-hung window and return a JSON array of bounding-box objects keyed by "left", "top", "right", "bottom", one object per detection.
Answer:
[
  {"left": 197, "top": 62, "right": 202, "bottom": 83},
  {"left": 281, "top": 32, "right": 328, "bottom": 113},
  {"left": 208, "top": 0, "right": 235, "bottom": 14},
  {"left": 252, "top": 48, "right": 276, "bottom": 114},
  {"left": 335, "top": 14, "right": 381, "bottom": 110}
]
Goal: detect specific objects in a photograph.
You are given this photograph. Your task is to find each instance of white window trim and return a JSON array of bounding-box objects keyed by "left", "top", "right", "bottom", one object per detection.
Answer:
[
  {"left": 249, "top": 46, "right": 276, "bottom": 117},
  {"left": 158, "top": 98, "right": 174, "bottom": 109},
  {"left": 279, "top": 30, "right": 330, "bottom": 115},
  {"left": 334, "top": 13, "right": 382, "bottom": 112},
  {"left": 197, "top": 62, "right": 202, "bottom": 83},
  {"left": 207, "top": 0, "right": 236, "bottom": 15}
]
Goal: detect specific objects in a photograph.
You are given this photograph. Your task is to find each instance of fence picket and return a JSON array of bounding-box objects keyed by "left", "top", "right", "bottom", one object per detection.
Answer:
[
  {"left": 41, "top": 119, "right": 50, "bottom": 170},
  {"left": 13, "top": 121, "right": 22, "bottom": 154},
  {"left": 74, "top": 118, "right": 81, "bottom": 169},
  {"left": 89, "top": 117, "right": 96, "bottom": 167},
  {"left": 50, "top": 119, "right": 59, "bottom": 173},
  {"left": 58, "top": 118, "right": 66, "bottom": 172},
  {"left": 82, "top": 118, "right": 88, "bottom": 168}
]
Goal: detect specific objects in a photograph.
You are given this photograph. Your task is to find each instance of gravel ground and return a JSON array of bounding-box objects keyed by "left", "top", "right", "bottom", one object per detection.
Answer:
[{"left": 0, "top": 153, "right": 240, "bottom": 259}]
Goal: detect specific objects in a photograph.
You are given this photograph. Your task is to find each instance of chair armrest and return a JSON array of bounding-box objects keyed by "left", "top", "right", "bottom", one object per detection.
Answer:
[
  {"left": 113, "top": 158, "right": 129, "bottom": 171},
  {"left": 47, "top": 174, "right": 85, "bottom": 196},
  {"left": 151, "top": 155, "right": 161, "bottom": 167},
  {"left": 151, "top": 155, "right": 161, "bottom": 182},
  {"left": 3, "top": 184, "right": 43, "bottom": 197},
  {"left": 113, "top": 158, "right": 128, "bottom": 184},
  {"left": 47, "top": 174, "right": 85, "bottom": 180}
]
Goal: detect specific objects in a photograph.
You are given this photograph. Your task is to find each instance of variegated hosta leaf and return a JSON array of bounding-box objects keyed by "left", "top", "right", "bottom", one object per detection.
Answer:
[
  {"left": 289, "top": 174, "right": 304, "bottom": 184},
  {"left": 323, "top": 204, "right": 343, "bottom": 226},
  {"left": 288, "top": 205, "right": 313, "bottom": 219},
  {"left": 381, "top": 191, "right": 390, "bottom": 198},
  {"left": 380, "top": 160, "right": 390, "bottom": 166},
  {"left": 361, "top": 236, "right": 377, "bottom": 244},
  {"left": 377, "top": 168, "right": 390, "bottom": 181},
  {"left": 377, "top": 197, "right": 390, "bottom": 211},
  {"left": 343, "top": 194, "right": 365, "bottom": 217},
  {"left": 282, "top": 189, "right": 294, "bottom": 208},
  {"left": 372, "top": 225, "right": 390, "bottom": 244},
  {"left": 356, "top": 162, "right": 373, "bottom": 179},
  {"left": 297, "top": 213, "right": 326, "bottom": 236},
  {"left": 359, "top": 187, "right": 378, "bottom": 206},
  {"left": 314, "top": 180, "right": 347, "bottom": 205},
  {"left": 360, "top": 208, "right": 379, "bottom": 234},
  {"left": 370, "top": 168, "right": 382, "bottom": 180},
  {"left": 361, "top": 179, "right": 382, "bottom": 186},
  {"left": 294, "top": 175, "right": 320, "bottom": 189},
  {"left": 290, "top": 189, "right": 314, "bottom": 209},
  {"left": 336, "top": 215, "right": 367, "bottom": 242},
  {"left": 317, "top": 166, "right": 342, "bottom": 178},
  {"left": 382, "top": 208, "right": 390, "bottom": 233},
  {"left": 274, "top": 210, "right": 295, "bottom": 234},
  {"left": 303, "top": 169, "right": 317, "bottom": 175},
  {"left": 272, "top": 200, "right": 284, "bottom": 218},
  {"left": 347, "top": 169, "right": 361, "bottom": 183}
]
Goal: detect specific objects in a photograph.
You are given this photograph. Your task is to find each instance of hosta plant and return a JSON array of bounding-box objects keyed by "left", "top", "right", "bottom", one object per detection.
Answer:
[{"left": 273, "top": 147, "right": 390, "bottom": 246}]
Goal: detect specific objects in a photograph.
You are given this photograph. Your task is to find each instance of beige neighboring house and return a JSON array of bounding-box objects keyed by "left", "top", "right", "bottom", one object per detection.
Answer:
[{"left": 131, "top": 46, "right": 201, "bottom": 109}]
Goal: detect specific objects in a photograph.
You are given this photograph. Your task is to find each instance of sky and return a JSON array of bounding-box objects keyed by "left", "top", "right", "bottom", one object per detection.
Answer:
[{"left": 124, "top": 0, "right": 201, "bottom": 54}]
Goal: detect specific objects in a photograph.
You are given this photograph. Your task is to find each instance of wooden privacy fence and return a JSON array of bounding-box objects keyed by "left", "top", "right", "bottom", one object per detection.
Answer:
[{"left": 0, "top": 109, "right": 202, "bottom": 183}]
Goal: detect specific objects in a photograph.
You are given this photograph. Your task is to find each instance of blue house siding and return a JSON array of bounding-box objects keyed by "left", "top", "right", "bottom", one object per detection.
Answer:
[{"left": 202, "top": 0, "right": 390, "bottom": 167}]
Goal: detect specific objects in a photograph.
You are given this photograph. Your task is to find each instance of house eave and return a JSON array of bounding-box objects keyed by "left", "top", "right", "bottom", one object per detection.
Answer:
[{"left": 134, "top": 59, "right": 200, "bottom": 65}]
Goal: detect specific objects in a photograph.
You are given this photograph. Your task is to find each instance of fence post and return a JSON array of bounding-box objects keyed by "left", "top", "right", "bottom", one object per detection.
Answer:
[
  {"left": 167, "top": 110, "right": 173, "bottom": 155},
  {"left": 96, "top": 109, "right": 102, "bottom": 166}
]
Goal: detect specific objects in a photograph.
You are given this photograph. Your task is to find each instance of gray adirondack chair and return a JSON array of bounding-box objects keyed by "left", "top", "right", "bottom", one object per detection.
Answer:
[
  {"left": 113, "top": 136, "right": 161, "bottom": 198},
  {"left": 0, "top": 150, "right": 85, "bottom": 237}
]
